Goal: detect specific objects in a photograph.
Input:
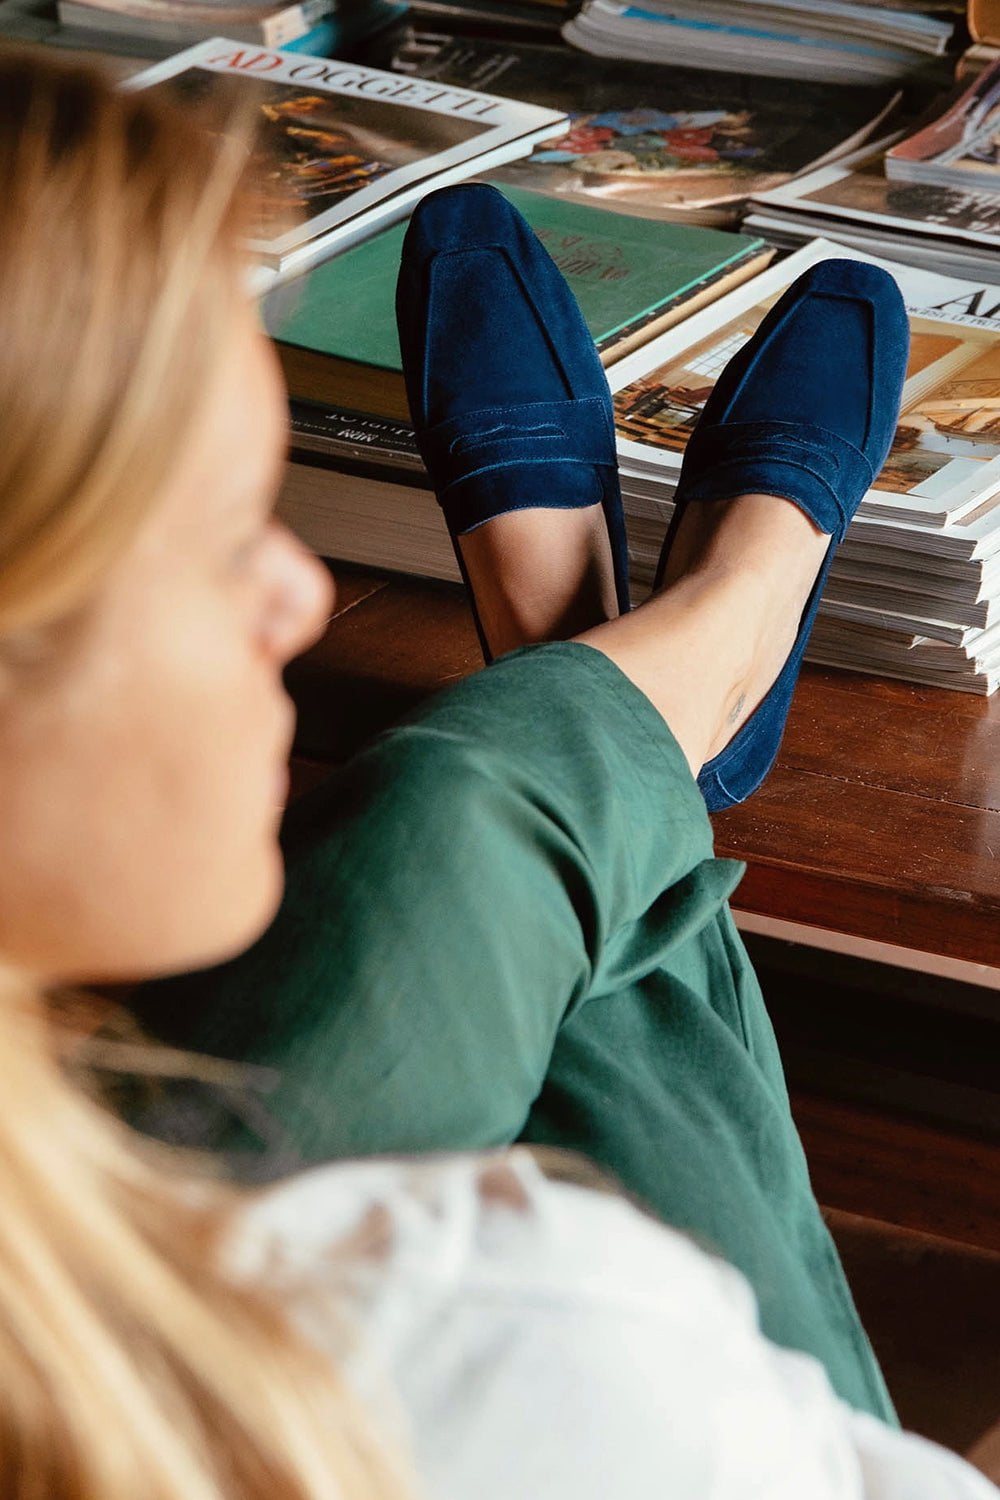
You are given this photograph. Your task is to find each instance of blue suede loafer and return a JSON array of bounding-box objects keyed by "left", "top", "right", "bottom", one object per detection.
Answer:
[
  {"left": 396, "top": 182, "right": 631, "bottom": 662},
  {"left": 655, "top": 258, "right": 910, "bottom": 812}
]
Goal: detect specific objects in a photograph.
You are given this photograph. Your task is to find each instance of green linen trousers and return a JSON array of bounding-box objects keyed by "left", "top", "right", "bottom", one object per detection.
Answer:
[{"left": 132, "top": 641, "right": 895, "bottom": 1425}]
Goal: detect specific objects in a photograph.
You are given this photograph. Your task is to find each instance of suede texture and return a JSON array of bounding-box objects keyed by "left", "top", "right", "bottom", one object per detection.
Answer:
[
  {"left": 657, "top": 259, "right": 910, "bottom": 812},
  {"left": 396, "top": 184, "right": 631, "bottom": 653}
]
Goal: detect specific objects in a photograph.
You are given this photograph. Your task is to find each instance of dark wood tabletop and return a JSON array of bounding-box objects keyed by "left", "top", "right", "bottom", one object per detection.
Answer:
[{"left": 287, "top": 563, "right": 1000, "bottom": 970}]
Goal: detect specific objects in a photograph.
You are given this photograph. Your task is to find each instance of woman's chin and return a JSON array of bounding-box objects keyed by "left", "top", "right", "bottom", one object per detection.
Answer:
[
  {"left": 136, "top": 849, "right": 286, "bottom": 982},
  {"left": 195, "top": 857, "right": 285, "bottom": 972},
  {"left": 23, "top": 833, "right": 289, "bottom": 988}
]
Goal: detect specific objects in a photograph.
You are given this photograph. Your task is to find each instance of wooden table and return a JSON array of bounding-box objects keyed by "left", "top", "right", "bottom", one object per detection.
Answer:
[
  {"left": 714, "top": 669, "right": 1000, "bottom": 980},
  {"left": 289, "top": 563, "right": 1000, "bottom": 983}
]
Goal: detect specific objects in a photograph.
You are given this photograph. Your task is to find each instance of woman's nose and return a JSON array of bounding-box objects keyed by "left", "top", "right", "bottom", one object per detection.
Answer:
[{"left": 259, "top": 524, "right": 334, "bottom": 664}]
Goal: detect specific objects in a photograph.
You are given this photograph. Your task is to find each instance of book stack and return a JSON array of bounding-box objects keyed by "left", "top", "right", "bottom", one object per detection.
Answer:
[
  {"left": 266, "top": 183, "right": 773, "bottom": 417},
  {"left": 746, "top": 59, "right": 1000, "bottom": 283},
  {"left": 389, "top": 32, "right": 901, "bottom": 225},
  {"left": 607, "top": 240, "right": 1000, "bottom": 694},
  {"left": 127, "top": 30, "right": 1000, "bottom": 696},
  {"left": 278, "top": 402, "right": 443, "bottom": 580},
  {"left": 561, "top": 0, "right": 960, "bottom": 84}
]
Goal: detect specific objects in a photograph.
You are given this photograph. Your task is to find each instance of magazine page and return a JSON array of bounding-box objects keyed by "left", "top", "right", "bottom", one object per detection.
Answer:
[
  {"left": 847, "top": 502, "right": 1000, "bottom": 560},
  {"left": 127, "top": 40, "right": 565, "bottom": 265},
  {"left": 608, "top": 240, "right": 1000, "bottom": 529}
]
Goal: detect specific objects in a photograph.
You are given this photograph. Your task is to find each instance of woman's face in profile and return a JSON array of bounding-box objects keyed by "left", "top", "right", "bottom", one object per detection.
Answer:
[{"left": 0, "top": 306, "right": 332, "bottom": 983}]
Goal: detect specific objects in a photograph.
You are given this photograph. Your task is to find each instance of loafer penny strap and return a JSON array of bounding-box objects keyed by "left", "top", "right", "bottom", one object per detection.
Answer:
[
  {"left": 679, "top": 419, "right": 874, "bottom": 542},
  {"left": 420, "top": 396, "right": 616, "bottom": 499}
]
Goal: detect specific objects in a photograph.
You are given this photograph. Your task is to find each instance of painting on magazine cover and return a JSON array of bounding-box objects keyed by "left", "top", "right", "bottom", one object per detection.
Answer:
[
  {"left": 613, "top": 291, "right": 1000, "bottom": 496},
  {"left": 166, "top": 69, "right": 492, "bottom": 240},
  {"left": 493, "top": 106, "right": 794, "bottom": 215},
  {"left": 393, "top": 36, "right": 897, "bottom": 219}
]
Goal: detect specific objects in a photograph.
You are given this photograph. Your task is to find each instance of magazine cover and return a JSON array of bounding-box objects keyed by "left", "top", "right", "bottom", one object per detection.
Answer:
[
  {"left": 389, "top": 34, "right": 898, "bottom": 222},
  {"left": 754, "top": 157, "right": 1000, "bottom": 252},
  {"left": 886, "top": 57, "right": 1000, "bottom": 190},
  {"left": 608, "top": 240, "right": 1000, "bottom": 530},
  {"left": 127, "top": 40, "right": 566, "bottom": 271},
  {"left": 267, "top": 189, "right": 769, "bottom": 375}
]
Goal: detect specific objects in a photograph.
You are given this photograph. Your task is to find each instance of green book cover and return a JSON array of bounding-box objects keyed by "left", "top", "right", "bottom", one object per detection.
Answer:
[{"left": 264, "top": 185, "right": 766, "bottom": 369}]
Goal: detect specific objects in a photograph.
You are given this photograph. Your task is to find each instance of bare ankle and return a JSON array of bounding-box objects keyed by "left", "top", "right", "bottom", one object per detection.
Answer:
[{"left": 577, "top": 536, "right": 808, "bottom": 774}]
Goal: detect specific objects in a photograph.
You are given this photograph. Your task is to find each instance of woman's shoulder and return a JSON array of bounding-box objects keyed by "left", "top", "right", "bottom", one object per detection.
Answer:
[
  {"left": 222, "top": 1150, "right": 998, "bottom": 1500},
  {"left": 226, "top": 1146, "right": 751, "bottom": 1319}
]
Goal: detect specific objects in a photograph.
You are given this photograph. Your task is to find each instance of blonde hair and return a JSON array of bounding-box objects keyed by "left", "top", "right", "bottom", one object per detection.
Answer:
[{"left": 0, "top": 52, "right": 406, "bottom": 1500}]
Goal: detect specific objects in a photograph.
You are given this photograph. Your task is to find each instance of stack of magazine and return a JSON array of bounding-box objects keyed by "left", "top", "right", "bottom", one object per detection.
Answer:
[
  {"left": 745, "top": 60, "right": 1000, "bottom": 282},
  {"left": 745, "top": 139, "right": 1000, "bottom": 283},
  {"left": 607, "top": 240, "right": 1000, "bottom": 695},
  {"left": 126, "top": 35, "right": 1000, "bottom": 694},
  {"left": 561, "top": 0, "right": 959, "bottom": 83}
]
